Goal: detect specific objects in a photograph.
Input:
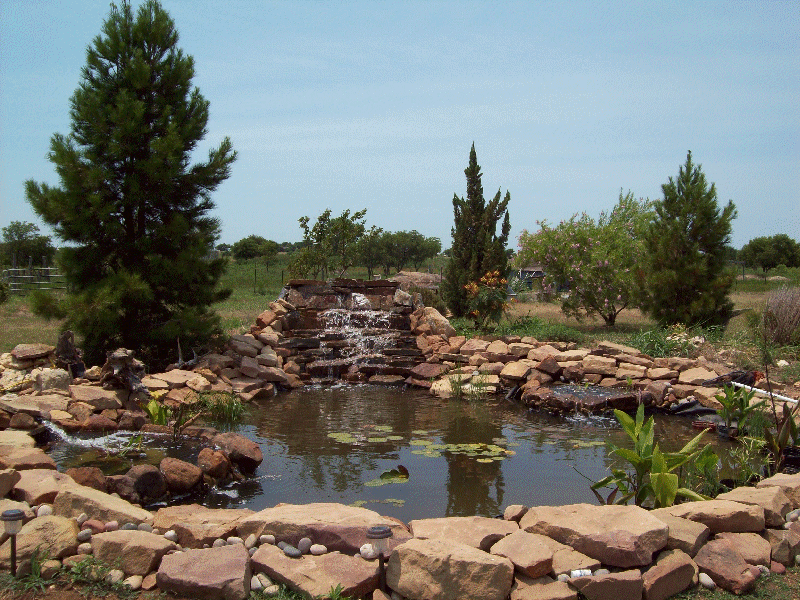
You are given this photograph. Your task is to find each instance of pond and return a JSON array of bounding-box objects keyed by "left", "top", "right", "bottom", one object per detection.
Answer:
[{"left": 48, "top": 384, "right": 738, "bottom": 523}]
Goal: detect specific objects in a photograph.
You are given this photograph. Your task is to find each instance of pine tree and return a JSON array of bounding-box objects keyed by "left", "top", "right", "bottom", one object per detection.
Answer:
[
  {"left": 25, "top": 0, "right": 236, "bottom": 367},
  {"left": 441, "top": 144, "right": 511, "bottom": 317},
  {"left": 641, "top": 151, "right": 736, "bottom": 326}
]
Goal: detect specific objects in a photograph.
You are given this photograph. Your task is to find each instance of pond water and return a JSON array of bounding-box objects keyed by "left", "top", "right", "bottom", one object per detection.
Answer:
[{"left": 49, "top": 384, "right": 735, "bottom": 523}]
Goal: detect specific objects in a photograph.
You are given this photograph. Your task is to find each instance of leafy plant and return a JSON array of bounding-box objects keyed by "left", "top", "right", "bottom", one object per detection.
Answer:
[
  {"left": 0, "top": 546, "right": 52, "bottom": 593},
  {"left": 198, "top": 391, "right": 245, "bottom": 425},
  {"left": 64, "top": 555, "right": 138, "bottom": 598},
  {"left": 591, "top": 404, "right": 708, "bottom": 507},
  {"left": 682, "top": 444, "right": 725, "bottom": 498},
  {"left": 143, "top": 397, "right": 170, "bottom": 426},
  {"left": 464, "top": 270, "right": 509, "bottom": 330},
  {"left": 764, "top": 398, "right": 800, "bottom": 475},
  {"left": 714, "top": 384, "right": 765, "bottom": 433},
  {"left": 728, "top": 436, "right": 769, "bottom": 487}
]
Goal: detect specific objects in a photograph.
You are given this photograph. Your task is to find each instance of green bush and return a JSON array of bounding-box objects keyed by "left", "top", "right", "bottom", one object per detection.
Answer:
[{"left": 0, "top": 277, "right": 9, "bottom": 305}]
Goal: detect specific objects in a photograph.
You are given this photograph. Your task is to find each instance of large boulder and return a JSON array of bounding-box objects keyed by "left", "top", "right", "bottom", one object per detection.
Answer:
[
  {"left": 251, "top": 542, "right": 379, "bottom": 599},
  {"left": 714, "top": 532, "right": 771, "bottom": 566},
  {"left": 642, "top": 549, "right": 697, "bottom": 600},
  {"left": 0, "top": 516, "right": 78, "bottom": 571},
  {"left": 0, "top": 446, "right": 57, "bottom": 471},
  {"left": 535, "top": 534, "right": 601, "bottom": 576},
  {"left": 757, "top": 472, "right": 800, "bottom": 508},
  {"left": 12, "top": 469, "right": 78, "bottom": 505},
  {"left": 0, "top": 393, "right": 69, "bottom": 418},
  {"left": 387, "top": 537, "right": 514, "bottom": 600},
  {"left": 153, "top": 505, "right": 253, "bottom": 548},
  {"left": 52, "top": 484, "right": 153, "bottom": 525},
  {"left": 410, "top": 307, "right": 456, "bottom": 338},
  {"left": 236, "top": 503, "right": 410, "bottom": 555},
  {"left": 489, "top": 529, "right": 554, "bottom": 578},
  {"left": 409, "top": 516, "right": 518, "bottom": 551},
  {"left": 693, "top": 538, "right": 757, "bottom": 594},
  {"left": 651, "top": 514, "right": 710, "bottom": 557},
  {"left": 0, "top": 468, "right": 21, "bottom": 498},
  {"left": 569, "top": 569, "right": 643, "bottom": 600},
  {"left": 212, "top": 432, "right": 263, "bottom": 472},
  {"left": 160, "top": 457, "right": 203, "bottom": 493},
  {"left": 68, "top": 385, "right": 125, "bottom": 410},
  {"left": 157, "top": 543, "right": 251, "bottom": 600},
  {"left": 716, "top": 485, "right": 792, "bottom": 527},
  {"left": 651, "top": 499, "right": 765, "bottom": 533},
  {"left": 126, "top": 463, "right": 168, "bottom": 501},
  {"left": 520, "top": 504, "right": 668, "bottom": 568},
  {"left": 92, "top": 530, "right": 176, "bottom": 575}
]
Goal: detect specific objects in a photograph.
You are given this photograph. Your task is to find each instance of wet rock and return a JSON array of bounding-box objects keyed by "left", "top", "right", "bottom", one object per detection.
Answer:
[
  {"left": 213, "top": 432, "right": 263, "bottom": 472},
  {"left": 127, "top": 463, "right": 168, "bottom": 501},
  {"left": 160, "top": 457, "right": 203, "bottom": 493},
  {"left": 157, "top": 543, "right": 251, "bottom": 600},
  {"left": 66, "top": 466, "right": 107, "bottom": 492},
  {"left": 387, "top": 537, "right": 514, "bottom": 600}
]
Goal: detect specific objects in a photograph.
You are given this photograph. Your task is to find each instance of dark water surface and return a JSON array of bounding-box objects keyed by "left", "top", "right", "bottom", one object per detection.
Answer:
[{"left": 51, "top": 385, "right": 726, "bottom": 523}]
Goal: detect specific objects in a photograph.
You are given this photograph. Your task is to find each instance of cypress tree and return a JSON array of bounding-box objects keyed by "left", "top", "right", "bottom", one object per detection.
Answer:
[
  {"left": 25, "top": 0, "right": 236, "bottom": 367},
  {"left": 442, "top": 144, "right": 511, "bottom": 317},
  {"left": 641, "top": 151, "right": 736, "bottom": 326}
]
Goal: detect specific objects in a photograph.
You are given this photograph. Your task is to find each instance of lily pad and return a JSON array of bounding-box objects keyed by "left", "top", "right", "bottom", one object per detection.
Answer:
[
  {"left": 382, "top": 498, "right": 405, "bottom": 506},
  {"left": 349, "top": 500, "right": 368, "bottom": 507},
  {"left": 373, "top": 425, "right": 393, "bottom": 432},
  {"left": 410, "top": 440, "right": 432, "bottom": 446},
  {"left": 386, "top": 435, "right": 404, "bottom": 441},
  {"left": 327, "top": 432, "right": 357, "bottom": 443},
  {"left": 367, "top": 437, "right": 389, "bottom": 443},
  {"left": 411, "top": 430, "right": 428, "bottom": 436},
  {"left": 476, "top": 458, "right": 494, "bottom": 463}
]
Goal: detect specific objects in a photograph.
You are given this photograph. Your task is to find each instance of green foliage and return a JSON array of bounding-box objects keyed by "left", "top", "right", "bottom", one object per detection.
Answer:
[
  {"left": 0, "top": 220, "right": 56, "bottom": 267},
  {"left": 591, "top": 404, "right": 708, "bottom": 507},
  {"left": 629, "top": 327, "right": 695, "bottom": 358},
  {"left": 375, "top": 230, "right": 441, "bottom": 276},
  {"left": 355, "top": 225, "right": 384, "bottom": 279},
  {"left": 714, "top": 384, "right": 765, "bottom": 431},
  {"left": 740, "top": 234, "right": 800, "bottom": 275},
  {"left": 197, "top": 391, "right": 245, "bottom": 426},
  {"left": 764, "top": 399, "right": 800, "bottom": 475},
  {"left": 492, "top": 314, "right": 585, "bottom": 343},
  {"left": 641, "top": 151, "right": 737, "bottom": 327},
  {"left": 63, "top": 555, "right": 139, "bottom": 598},
  {"left": 682, "top": 444, "right": 725, "bottom": 498},
  {"left": 442, "top": 143, "right": 511, "bottom": 317},
  {"left": 290, "top": 208, "right": 367, "bottom": 279},
  {"left": 143, "top": 397, "right": 170, "bottom": 426},
  {"left": 0, "top": 277, "right": 9, "bottom": 305},
  {"left": 516, "top": 191, "right": 653, "bottom": 326},
  {"left": 24, "top": 0, "right": 235, "bottom": 368},
  {"left": 231, "top": 235, "right": 279, "bottom": 263},
  {"left": 464, "top": 270, "right": 509, "bottom": 330},
  {"left": 0, "top": 546, "right": 52, "bottom": 593}
]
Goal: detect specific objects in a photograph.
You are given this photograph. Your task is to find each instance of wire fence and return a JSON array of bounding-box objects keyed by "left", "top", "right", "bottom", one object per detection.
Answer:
[{"left": 1, "top": 266, "right": 67, "bottom": 294}]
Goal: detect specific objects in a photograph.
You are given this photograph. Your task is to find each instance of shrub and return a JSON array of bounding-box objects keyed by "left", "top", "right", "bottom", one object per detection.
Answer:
[
  {"left": 762, "top": 286, "right": 800, "bottom": 346},
  {"left": 410, "top": 285, "right": 446, "bottom": 315},
  {"left": 0, "top": 277, "right": 9, "bottom": 305}
]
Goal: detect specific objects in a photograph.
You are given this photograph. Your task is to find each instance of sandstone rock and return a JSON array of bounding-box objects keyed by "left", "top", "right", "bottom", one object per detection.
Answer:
[
  {"left": 0, "top": 429, "right": 36, "bottom": 448},
  {"left": 126, "top": 464, "right": 168, "bottom": 501},
  {"left": 536, "top": 356, "right": 562, "bottom": 377},
  {"left": 9, "top": 412, "right": 37, "bottom": 429},
  {"left": 12, "top": 469, "right": 77, "bottom": 504},
  {"left": 511, "top": 574, "right": 577, "bottom": 600},
  {"left": 677, "top": 367, "right": 717, "bottom": 385},
  {"left": 68, "top": 401, "right": 95, "bottom": 422},
  {"left": 647, "top": 367, "right": 679, "bottom": 380},
  {"left": 0, "top": 516, "right": 79, "bottom": 570},
  {"left": 0, "top": 468, "right": 21, "bottom": 498},
  {"left": 387, "top": 537, "right": 514, "bottom": 600},
  {"left": 213, "top": 432, "right": 263, "bottom": 472},
  {"left": 151, "top": 369, "right": 205, "bottom": 389},
  {"left": 65, "top": 467, "right": 106, "bottom": 492},
  {"left": 716, "top": 485, "right": 791, "bottom": 528},
  {"left": 157, "top": 543, "right": 251, "bottom": 600},
  {"left": 693, "top": 538, "right": 756, "bottom": 594},
  {"left": 459, "top": 338, "right": 490, "bottom": 356},
  {"left": 160, "top": 457, "right": 203, "bottom": 493},
  {"left": 504, "top": 504, "right": 529, "bottom": 522},
  {"left": 528, "top": 345, "right": 559, "bottom": 362},
  {"left": 642, "top": 549, "right": 697, "bottom": 600},
  {"left": 554, "top": 349, "right": 590, "bottom": 362},
  {"left": 596, "top": 341, "right": 643, "bottom": 356},
  {"left": 0, "top": 393, "right": 69, "bottom": 418},
  {"left": 616, "top": 363, "right": 648, "bottom": 380},
  {"left": 11, "top": 343, "right": 55, "bottom": 361},
  {"left": 762, "top": 526, "right": 800, "bottom": 566},
  {"left": 652, "top": 514, "right": 709, "bottom": 557},
  {"left": 520, "top": 504, "right": 668, "bottom": 568},
  {"left": 83, "top": 414, "right": 118, "bottom": 431},
  {"left": 715, "top": 532, "right": 771, "bottom": 566},
  {"left": 92, "top": 530, "right": 176, "bottom": 575},
  {"left": 757, "top": 472, "right": 800, "bottom": 508},
  {"left": 69, "top": 385, "right": 124, "bottom": 410},
  {"left": 252, "top": 542, "right": 379, "bottom": 599},
  {"left": 197, "top": 448, "right": 231, "bottom": 479},
  {"left": 409, "top": 363, "right": 450, "bottom": 380},
  {"left": 153, "top": 505, "right": 253, "bottom": 548},
  {"left": 410, "top": 515, "right": 518, "bottom": 551},
  {"left": 53, "top": 485, "right": 153, "bottom": 525},
  {"left": 0, "top": 446, "right": 57, "bottom": 471},
  {"left": 34, "top": 368, "right": 71, "bottom": 392},
  {"left": 142, "top": 375, "right": 171, "bottom": 391},
  {"left": 652, "top": 499, "right": 765, "bottom": 533},
  {"left": 570, "top": 568, "right": 643, "bottom": 600},
  {"left": 411, "top": 307, "right": 456, "bottom": 337},
  {"left": 581, "top": 355, "right": 617, "bottom": 376},
  {"left": 429, "top": 379, "right": 454, "bottom": 398},
  {"left": 236, "top": 503, "right": 410, "bottom": 555},
  {"left": 522, "top": 534, "right": 601, "bottom": 577},
  {"left": 490, "top": 529, "right": 554, "bottom": 578}
]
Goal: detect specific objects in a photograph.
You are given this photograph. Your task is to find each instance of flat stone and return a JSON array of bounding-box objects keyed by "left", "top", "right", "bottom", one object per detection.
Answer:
[
  {"left": 570, "top": 569, "right": 642, "bottom": 600},
  {"left": 511, "top": 574, "right": 578, "bottom": 600},
  {"left": 153, "top": 505, "right": 254, "bottom": 549},
  {"left": 12, "top": 343, "right": 55, "bottom": 361},
  {"left": 528, "top": 345, "right": 559, "bottom": 361},
  {"left": 0, "top": 429, "right": 36, "bottom": 448},
  {"left": 616, "top": 363, "right": 648, "bottom": 380},
  {"left": 141, "top": 375, "right": 171, "bottom": 391},
  {"left": 678, "top": 367, "right": 717, "bottom": 385},
  {"left": 150, "top": 369, "right": 202, "bottom": 389},
  {"left": 651, "top": 514, "right": 709, "bottom": 557},
  {"left": 757, "top": 472, "right": 800, "bottom": 509},
  {"left": 520, "top": 504, "right": 668, "bottom": 568},
  {"left": 53, "top": 484, "right": 153, "bottom": 525},
  {"left": 0, "top": 393, "right": 69, "bottom": 418},
  {"left": 157, "top": 543, "right": 251, "bottom": 600},
  {"left": 504, "top": 504, "right": 529, "bottom": 522},
  {"left": 69, "top": 385, "right": 125, "bottom": 410},
  {"left": 459, "top": 338, "right": 490, "bottom": 356},
  {"left": 409, "top": 363, "right": 450, "bottom": 380},
  {"left": 596, "top": 341, "right": 643, "bottom": 356},
  {"left": 410, "top": 515, "right": 518, "bottom": 551},
  {"left": 500, "top": 361, "right": 533, "bottom": 381},
  {"left": 652, "top": 499, "right": 765, "bottom": 533},
  {"left": 647, "top": 368, "right": 679, "bottom": 381},
  {"left": 642, "top": 549, "right": 697, "bottom": 600},
  {"left": 693, "top": 538, "right": 756, "bottom": 594},
  {"left": 762, "top": 525, "right": 800, "bottom": 566},
  {"left": 0, "top": 446, "right": 57, "bottom": 471},
  {"left": 0, "top": 515, "right": 78, "bottom": 570},
  {"left": 387, "top": 537, "right": 514, "bottom": 600},
  {"left": 237, "top": 503, "right": 410, "bottom": 555},
  {"left": 581, "top": 355, "right": 617, "bottom": 376},
  {"left": 716, "top": 486, "right": 791, "bottom": 527},
  {"left": 12, "top": 468, "right": 78, "bottom": 504},
  {"left": 715, "top": 532, "right": 771, "bottom": 566},
  {"left": 251, "top": 542, "right": 379, "bottom": 599},
  {"left": 490, "top": 529, "right": 554, "bottom": 578},
  {"left": 92, "top": 530, "right": 177, "bottom": 575}
]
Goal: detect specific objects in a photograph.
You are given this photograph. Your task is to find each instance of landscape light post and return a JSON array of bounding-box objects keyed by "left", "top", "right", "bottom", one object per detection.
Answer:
[
  {"left": 2, "top": 509, "right": 24, "bottom": 576},
  {"left": 366, "top": 524, "right": 393, "bottom": 593}
]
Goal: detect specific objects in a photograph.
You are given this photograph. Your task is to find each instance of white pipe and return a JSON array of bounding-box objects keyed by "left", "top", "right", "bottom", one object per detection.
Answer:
[{"left": 730, "top": 380, "right": 798, "bottom": 405}]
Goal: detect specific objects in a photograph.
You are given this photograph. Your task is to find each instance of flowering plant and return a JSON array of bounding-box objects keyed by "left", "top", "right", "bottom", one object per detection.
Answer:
[{"left": 465, "top": 270, "right": 509, "bottom": 330}]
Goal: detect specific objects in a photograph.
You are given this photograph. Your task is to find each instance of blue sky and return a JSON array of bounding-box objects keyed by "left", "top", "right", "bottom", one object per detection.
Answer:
[{"left": 1, "top": 1, "right": 797, "bottom": 249}]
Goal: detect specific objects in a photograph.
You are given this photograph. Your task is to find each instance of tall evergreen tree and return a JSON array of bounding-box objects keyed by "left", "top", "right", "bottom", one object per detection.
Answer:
[
  {"left": 25, "top": 0, "right": 236, "bottom": 366},
  {"left": 441, "top": 143, "right": 511, "bottom": 317},
  {"left": 641, "top": 151, "right": 736, "bottom": 326}
]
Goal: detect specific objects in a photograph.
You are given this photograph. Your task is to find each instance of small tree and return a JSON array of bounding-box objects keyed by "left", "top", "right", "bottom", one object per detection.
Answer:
[
  {"left": 516, "top": 192, "right": 652, "bottom": 326},
  {"left": 740, "top": 234, "right": 800, "bottom": 276},
  {"left": 1, "top": 221, "right": 56, "bottom": 267},
  {"left": 641, "top": 152, "right": 736, "bottom": 327},
  {"left": 356, "top": 225, "right": 384, "bottom": 279},
  {"left": 441, "top": 143, "right": 511, "bottom": 317},
  {"left": 231, "top": 235, "right": 278, "bottom": 263},
  {"left": 24, "top": 0, "right": 236, "bottom": 366},
  {"left": 289, "top": 208, "right": 367, "bottom": 279}
]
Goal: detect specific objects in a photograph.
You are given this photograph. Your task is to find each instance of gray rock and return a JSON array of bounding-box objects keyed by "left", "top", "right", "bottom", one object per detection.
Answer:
[
  {"left": 260, "top": 534, "right": 276, "bottom": 545},
  {"left": 248, "top": 547, "right": 257, "bottom": 557},
  {"left": 164, "top": 530, "right": 178, "bottom": 542},
  {"left": 244, "top": 534, "right": 257, "bottom": 549},
  {"left": 277, "top": 541, "right": 288, "bottom": 550},
  {"left": 77, "top": 529, "right": 92, "bottom": 542},
  {"left": 120, "top": 522, "right": 137, "bottom": 530},
  {"left": 212, "top": 538, "right": 226, "bottom": 548},
  {"left": 137, "top": 522, "right": 153, "bottom": 533},
  {"left": 310, "top": 544, "right": 327, "bottom": 555},
  {"left": 283, "top": 545, "right": 302, "bottom": 558},
  {"left": 298, "top": 536, "right": 312, "bottom": 554},
  {"left": 226, "top": 536, "right": 244, "bottom": 545}
]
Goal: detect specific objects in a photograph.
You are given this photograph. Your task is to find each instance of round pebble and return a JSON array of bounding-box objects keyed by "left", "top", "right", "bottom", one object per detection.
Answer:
[
  {"left": 698, "top": 572, "right": 716, "bottom": 589},
  {"left": 212, "top": 538, "right": 226, "bottom": 548},
  {"left": 77, "top": 529, "right": 92, "bottom": 543},
  {"left": 123, "top": 575, "right": 143, "bottom": 590},
  {"left": 256, "top": 573, "right": 273, "bottom": 587},
  {"left": 77, "top": 542, "right": 93, "bottom": 555},
  {"left": 250, "top": 575, "right": 264, "bottom": 592},
  {"left": 36, "top": 504, "right": 53, "bottom": 517},
  {"left": 786, "top": 508, "right": 800, "bottom": 522},
  {"left": 310, "top": 544, "right": 327, "bottom": 556},
  {"left": 76, "top": 513, "right": 89, "bottom": 526},
  {"left": 277, "top": 541, "right": 288, "bottom": 551},
  {"left": 106, "top": 569, "right": 125, "bottom": 585},
  {"left": 244, "top": 534, "right": 257, "bottom": 549},
  {"left": 104, "top": 520, "right": 119, "bottom": 532},
  {"left": 249, "top": 547, "right": 257, "bottom": 557},
  {"left": 227, "top": 536, "right": 244, "bottom": 546},
  {"left": 360, "top": 543, "right": 379, "bottom": 560},
  {"left": 297, "top": 537, "right": 312, "bottom": 554},
  {"left": 260, "top": 534, "right": 276, "bottom": 545},
  {"left": 557, "top": 574, "right": 569, "bottom": 582},
  {"left": 263, "top": 585, "right": 280, "bottom": 596},
  {"left": 594, "top": 568, "right": 610, "bottom": 576},
  {"left": 137, "top": 523, "right": 153, "bottom": 533},
  {"left": 164, "top": 530, "right": 179, "bottom": 542},
  {"left": 283, "top": 545, "right": 302, "bottom": 558},
  {"left": 120, "top": 522, "right": 137, "bottom": 531}
]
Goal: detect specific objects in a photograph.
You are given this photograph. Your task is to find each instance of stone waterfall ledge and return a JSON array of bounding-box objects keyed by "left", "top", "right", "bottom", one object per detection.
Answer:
[{"left": 1, "top": 472, "right": 800, "bottom": 599}]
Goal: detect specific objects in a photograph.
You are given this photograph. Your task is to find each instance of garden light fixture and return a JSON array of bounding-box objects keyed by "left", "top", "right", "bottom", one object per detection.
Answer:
[
  {"left": 366, "top": 524, "right": 393, "bottom": 593},
  {"left": 2, "top": 509, "right": 25, "bottom": 576}
]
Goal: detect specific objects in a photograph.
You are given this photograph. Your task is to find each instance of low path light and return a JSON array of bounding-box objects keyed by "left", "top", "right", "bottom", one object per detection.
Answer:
[
  {"left": 367, "top": 524, "right": 393, "bottom": 593},
  {"left": 2, "top": 509, "right": 25, "bottom": 576}
]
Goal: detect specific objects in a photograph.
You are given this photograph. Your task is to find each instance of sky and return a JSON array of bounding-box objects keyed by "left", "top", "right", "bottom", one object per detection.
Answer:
[{"left": 1, "top": 0, "right": 797, "bottom": 250}]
